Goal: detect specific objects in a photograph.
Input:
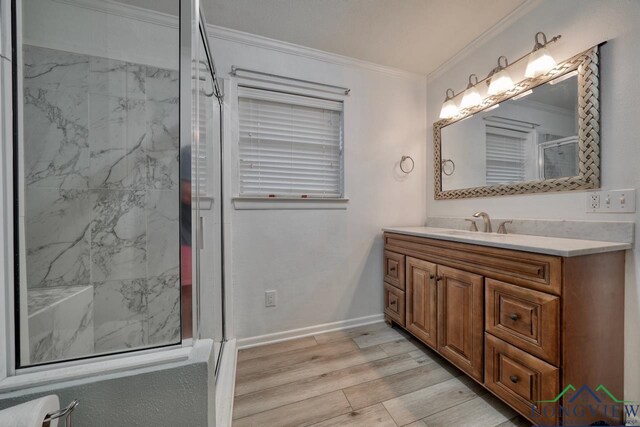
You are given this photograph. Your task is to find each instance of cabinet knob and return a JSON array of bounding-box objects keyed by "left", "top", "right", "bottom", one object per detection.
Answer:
[
  {"left": 509, "top": 375, "right": 519, "bottom": 383},
  {"left": 509, "top": 313, "right": 520, "bottom": 321},
  {"left": 429, "top": 274, "right": 435, "bottom": 279},
  {"left": 435, "top": 275, "right": 443, "bottom": 282}
]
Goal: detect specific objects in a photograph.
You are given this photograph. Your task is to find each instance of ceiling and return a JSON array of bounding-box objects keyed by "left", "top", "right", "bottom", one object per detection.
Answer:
[{"left": 117, "top": 0, "right": 528, "bottom": 75}]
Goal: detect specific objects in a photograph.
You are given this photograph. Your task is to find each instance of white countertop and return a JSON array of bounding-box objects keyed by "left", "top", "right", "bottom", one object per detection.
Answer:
[{"left": 383, "top": 226, "right": 632, "bottom": 257}]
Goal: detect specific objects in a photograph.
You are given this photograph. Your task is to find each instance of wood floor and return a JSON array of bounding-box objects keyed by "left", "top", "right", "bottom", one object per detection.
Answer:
[{"left": 232, "top": 322, "right": 532, "bottom": 427}]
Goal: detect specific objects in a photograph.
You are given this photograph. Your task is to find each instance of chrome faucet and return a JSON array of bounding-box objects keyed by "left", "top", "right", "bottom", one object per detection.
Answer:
[{"left": 473, "top": 212, "right": 492, "bottom": 233}]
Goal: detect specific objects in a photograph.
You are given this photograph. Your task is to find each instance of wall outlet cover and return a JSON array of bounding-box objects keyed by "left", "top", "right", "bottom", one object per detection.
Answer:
[{"left": 265, "top": 290, "right": 277, "bottom": 307}]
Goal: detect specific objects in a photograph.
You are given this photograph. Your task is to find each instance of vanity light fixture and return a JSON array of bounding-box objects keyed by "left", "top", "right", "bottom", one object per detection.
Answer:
[
  {"left": 439, "top": 88, "right": 459, "bottom": 119},
  {"left": 525, "top": 32, "right": 561, "bottom": 78},
  {"left": 460, "top": 74, "right": 483, "bottom": 109},
  {"left": 487, "top": 56, "right": 514, "bottom": 95}
]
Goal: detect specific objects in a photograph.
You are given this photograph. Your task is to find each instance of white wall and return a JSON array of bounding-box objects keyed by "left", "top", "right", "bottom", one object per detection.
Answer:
[
  {"left": 207, "top": 35, "right": 427, "bottom": 341},
  {"left": 426, "top": 0, "right": 640, "bottom": 401}
]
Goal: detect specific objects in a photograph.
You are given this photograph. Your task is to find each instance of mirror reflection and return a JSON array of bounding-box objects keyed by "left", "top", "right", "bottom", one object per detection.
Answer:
[{"left": 441, "top": 73, "right": 578, "bottom": 191}]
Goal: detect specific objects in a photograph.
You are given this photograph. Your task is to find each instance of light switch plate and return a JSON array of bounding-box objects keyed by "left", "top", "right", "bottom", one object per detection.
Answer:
[{"left": 586, "top": 189, "right": 636, "bottom": 213}]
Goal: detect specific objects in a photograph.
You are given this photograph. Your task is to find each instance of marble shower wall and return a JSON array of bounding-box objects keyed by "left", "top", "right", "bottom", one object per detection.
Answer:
[{"left": 22, "top": 45, "right": 181, "bottom": 361}]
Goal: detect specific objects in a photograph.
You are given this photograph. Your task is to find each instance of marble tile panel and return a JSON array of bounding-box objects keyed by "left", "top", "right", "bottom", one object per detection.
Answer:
[
  {"left": 25, "top": 188, "right": 92, "bottom": 288},
  {"left": 28, "top": 285, "right": 94, "bottom": 364},
  {"left": 145, "top": 66, "right": 179, "bottom": 103},
  {"left": 90, "top": 189, "right": 146, "bottom": 282},
  {"left": 145, "top": 100, "right": 179, "bottom": 190},
  {"left": 23, "top": 86, "right": 89, "bottom": 189},
  {"left": 88, "top": 94, "right": 147, "bottom": 190},
  {"left": 146, "top": 189, "right": 179, "bottom": 276},
  {"left": 23, "top": 45, "right": 89, "bottom": 92},
  {"left": 88, "top": 56, "right": 146, "bottom": 99},
  {"left": 146, "top": 268, "right": 180, "bottom": 345},
  {"left": 93, "top": 279, "right": 147, "bottom": 353}
]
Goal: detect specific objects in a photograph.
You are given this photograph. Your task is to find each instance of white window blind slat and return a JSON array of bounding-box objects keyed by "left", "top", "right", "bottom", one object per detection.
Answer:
[
  {"left": 485, "top": 125, "right": 527, "bottom": 185},
  {"left": 238, "top": 87, "right": 344, "bottom": 198}
]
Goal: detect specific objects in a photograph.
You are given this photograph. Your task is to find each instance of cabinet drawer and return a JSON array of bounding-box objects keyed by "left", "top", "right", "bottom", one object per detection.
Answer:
[
  {"left": 485, "top": 334, "right": 559, "bottom": 426},
  {"left": 384, "top": 250, "right": 405, "bottom": 290},
  {"left": 384, "top": 282, "right": 405, "bottom": 326},
  {"left": 486, "top": 279, "right": 560, "bottom": 365}
]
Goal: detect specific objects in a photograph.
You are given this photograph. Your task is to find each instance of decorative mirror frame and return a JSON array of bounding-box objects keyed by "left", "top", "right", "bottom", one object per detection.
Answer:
[{"left": 434, "top": 45, "right": 601, "bottom": 199}]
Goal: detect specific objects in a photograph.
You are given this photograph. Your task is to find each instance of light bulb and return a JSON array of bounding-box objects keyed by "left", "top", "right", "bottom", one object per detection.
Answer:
[
  {"left": 439, "top": 98, "right": 458, "bottom": 119},
  {"left": 525, "top": 46, "right": 557, "bottom": 78},
  {"left": 460, "top": 87, "right": 482, "bottom": 109},
  {"left": 488, "top": 68, "right": 514, "bottom": 95},
  {"left": 439, "top": 88, "right": 458, "bottom": 119}
]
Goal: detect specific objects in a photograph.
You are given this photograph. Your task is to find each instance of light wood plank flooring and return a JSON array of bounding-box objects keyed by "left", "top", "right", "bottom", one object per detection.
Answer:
[{"left": 233, "top": 322, "right": 532, "bottom": 426}]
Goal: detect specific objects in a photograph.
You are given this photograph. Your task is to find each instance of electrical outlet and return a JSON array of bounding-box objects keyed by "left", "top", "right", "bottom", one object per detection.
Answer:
[
  {"left": 586, "top": 189, "right": 636, "bottom": 213},
  {"left": 265, "top": 290, "right": 277, "bottom": 307},
  {"left": 587, "top": 193, "right": 601, "bottom": 211}
]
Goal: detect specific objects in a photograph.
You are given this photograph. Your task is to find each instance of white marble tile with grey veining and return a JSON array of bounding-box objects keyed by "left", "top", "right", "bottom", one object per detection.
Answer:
[
  {"left": 88, "top": 56, "right": 146, "bottom": 100},
  {"left": 88, "top": 94, "right": 147, "bottom": 190},
  {"left": 23, "top": 45, "right": 89, "bottom": 92},
  {"left": 28, "top": 285, "right": 94, "bottom": 365},
  {"left": 146, "top": 268, "right": 180, "bottom": 345},
  {"left": 90, "top": 190, "right": 146, "bottom": 282},
  {"left": 426, "top": 216, "right": 634, "bottom": 244},
  {"left": 145, "top": 66, "right": 178, "bottom": 103},
  {"left": 23, "top": 86, "right": 90, "bottom": 189},
  {"left": 93, "top": 279, "right": 148, "bottom": 353},
  {"left": 25, "top": 188, "right": 92, "bottom": 289},
  {"left": 146, "top": 189, "right": 179, "bottom": 276},
  {"left": 145, "top": 100, "right": 179, "bottom": 189}
]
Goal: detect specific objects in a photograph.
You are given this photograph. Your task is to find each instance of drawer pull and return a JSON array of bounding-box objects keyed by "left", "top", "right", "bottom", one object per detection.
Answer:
[
  {"left": 509, "top": 313, "right": 520, "bottom": 321},
  {"left": 509, "top": 375, "right": 519, "bottom": 383},
  {"left": 390, "top": 299, "right": 397, "bottom": 307},
  {"left": 389, "top": 266, "right": 396, "bottom": 272}
]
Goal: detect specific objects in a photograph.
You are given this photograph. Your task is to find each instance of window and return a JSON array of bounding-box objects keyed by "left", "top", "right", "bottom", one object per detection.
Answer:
[
  {"left": 485, "top": 125, "right": 527, "bottom": 185},
  {"left": 238, "top": 87, "right": 343, "bottom": 198}
]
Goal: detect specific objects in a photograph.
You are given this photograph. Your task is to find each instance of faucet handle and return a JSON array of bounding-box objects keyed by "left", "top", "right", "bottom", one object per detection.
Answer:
[
  {"left": 497, "top": 220, "right": 513, "bottom": 235},
  {"left": 465, "top": 218, "right": 478, "bottom": 232}
]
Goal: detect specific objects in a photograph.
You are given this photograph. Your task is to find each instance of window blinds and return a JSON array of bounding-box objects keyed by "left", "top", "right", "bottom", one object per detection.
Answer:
[
  {"left": 238, "top": 87, "right": 343, "bottom": 198},
  {"left": 485, "top": 125, "right": 527, "bottom": 185}
]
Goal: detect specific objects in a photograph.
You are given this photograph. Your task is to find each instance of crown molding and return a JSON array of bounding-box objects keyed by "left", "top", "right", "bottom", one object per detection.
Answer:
[
  {"left": 206, "top": 25, "right": 423, "bottom": 80},
  {"left": 427, "top": 0, "right": 545, "bottom": 83},
  {"left": 52, "top": 0, "right": 424, "bottom": 81},
  {"left": 52, "top": 0, "right": 177, "bottom": 28}
]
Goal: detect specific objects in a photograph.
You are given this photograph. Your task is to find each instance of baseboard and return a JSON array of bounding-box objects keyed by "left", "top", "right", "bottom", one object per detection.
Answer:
[
  {"left": 215, "top": 339, "right": 237, "bottom": 427},
  {"left": 237, "top": 314, "right": 385, "bottom": 349}
]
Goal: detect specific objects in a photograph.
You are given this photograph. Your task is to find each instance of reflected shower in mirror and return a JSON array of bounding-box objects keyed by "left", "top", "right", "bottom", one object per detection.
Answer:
[{"left": 441, "top": 74, "right": 578, "bottom": 191}]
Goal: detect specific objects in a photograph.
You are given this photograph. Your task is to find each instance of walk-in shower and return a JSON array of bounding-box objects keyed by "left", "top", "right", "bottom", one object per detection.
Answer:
[{"left": 12, "top": 0, "right": 225, "bottom": 369}]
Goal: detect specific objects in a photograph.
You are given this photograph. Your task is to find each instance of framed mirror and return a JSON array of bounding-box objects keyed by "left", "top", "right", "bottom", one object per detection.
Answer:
[{"left": 434, "top": 45, "right": 601, "bottom": 199}]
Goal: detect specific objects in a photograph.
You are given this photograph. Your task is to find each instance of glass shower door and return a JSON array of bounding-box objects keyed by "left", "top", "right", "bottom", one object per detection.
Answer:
[{"left": 16, "top": 0, "right": 183, "bottom": 366}]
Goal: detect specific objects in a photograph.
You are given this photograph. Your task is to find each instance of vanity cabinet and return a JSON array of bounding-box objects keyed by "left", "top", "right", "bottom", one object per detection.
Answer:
[
  {"left": 436, "top": 265, "right": 484, "bottom": 381},
  {"left": 383, "top": 232, "right": 625, "bottom": 427},
  {"left": 405, "top": 257, "right": 437, "bottom": 348}
]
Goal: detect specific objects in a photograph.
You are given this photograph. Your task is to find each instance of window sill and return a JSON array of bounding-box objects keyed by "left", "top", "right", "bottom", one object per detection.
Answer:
[
  {"left": 0, "top": 341, "right": 212, "bottom": 394},
  {"left": 233, "top": 197, "right": 349, "bottom": 210}
]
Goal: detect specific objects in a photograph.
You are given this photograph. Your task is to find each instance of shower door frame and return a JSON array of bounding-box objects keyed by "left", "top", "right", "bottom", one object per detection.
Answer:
[{"left": 0, "top": 0, "right": 224, "bottom": 389}]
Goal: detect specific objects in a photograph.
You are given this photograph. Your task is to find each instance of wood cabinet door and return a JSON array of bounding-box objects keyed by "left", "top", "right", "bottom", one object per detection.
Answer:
[
  {"left": 405, "top": 257, "right": 438, "bottom": 349},
  {"left": 437, "top": 265, "right": 484, "bottom": 381}
]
